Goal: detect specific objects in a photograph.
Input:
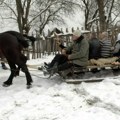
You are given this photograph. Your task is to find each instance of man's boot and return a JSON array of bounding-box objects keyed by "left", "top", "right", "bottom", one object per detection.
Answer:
[
  {"left": 47, "top": 62, "right": 58, "bottom": 77},
  {"left": 44, "top": 62, "right": 51, "bottom": 69}
]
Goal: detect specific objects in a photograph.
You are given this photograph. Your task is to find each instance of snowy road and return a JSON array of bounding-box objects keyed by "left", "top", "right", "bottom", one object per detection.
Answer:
[{"left": 0, "top": 57, "right": 120, "bottom": 120}]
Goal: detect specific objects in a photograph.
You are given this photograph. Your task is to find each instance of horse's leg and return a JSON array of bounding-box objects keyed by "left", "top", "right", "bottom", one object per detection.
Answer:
[
  {"left": 1, "top": 57, "right": 8, "bottom": 70},
  {"left": 14, "top": 65, "right": 20, "bottom": 77},
  {"left": 21, "top": 64, "right": 33, "bottom": 89},
  {"left": 17, "top": 54, "right": 33, "bottom": 89},
  {"left": 14, "top": 54, "right": 27, "bottom": 77},
  {"left": 3, "top": 61, "right": 16, "bottom": 87}
]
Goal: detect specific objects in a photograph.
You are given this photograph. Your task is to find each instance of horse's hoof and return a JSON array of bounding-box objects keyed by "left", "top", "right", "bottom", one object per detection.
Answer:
[
  {"left": 2, "top": 83, "right": 11, "bottom": 87},
  {"left": 27, "top": 84, "right": 32, "bottom": 89}
]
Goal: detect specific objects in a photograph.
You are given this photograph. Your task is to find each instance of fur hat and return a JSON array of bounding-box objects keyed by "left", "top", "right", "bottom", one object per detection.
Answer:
[{"left": 73, "top": 30, "right": 81, "bottom": 37}]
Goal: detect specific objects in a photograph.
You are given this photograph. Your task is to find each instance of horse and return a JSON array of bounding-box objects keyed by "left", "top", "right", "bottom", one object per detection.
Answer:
[
  {"left": 0, "top": 31, "right": 36, "bottom": 70},
  {"left": 0, "top": 31, "right": 33, "bottom": 89},
  {"left": 0, "top": 46, "right": 8, "bottom": 70},
  {"left": 23, "top": 34, "right": 36, "bottom": 46},
  {"left": 0, "top": 60, "right": 8, "bottom": 70}
]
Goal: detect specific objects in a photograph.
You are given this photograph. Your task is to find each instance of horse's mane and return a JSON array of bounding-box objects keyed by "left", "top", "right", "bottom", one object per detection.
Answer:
[
  {"left": 23, "top": 34, "right": 36, "bottom": 46},
  {"left": 4, "top": 31, "right": 29, "bottom": 48}
]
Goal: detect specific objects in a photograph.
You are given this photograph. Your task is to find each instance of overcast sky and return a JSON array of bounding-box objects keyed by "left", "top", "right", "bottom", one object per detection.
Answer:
[
  {"left": 44, "top": 11, "right": 85, "bottom": 33},
  {"left": 0, "top": 9, "right": 85, "bottom": 34}
]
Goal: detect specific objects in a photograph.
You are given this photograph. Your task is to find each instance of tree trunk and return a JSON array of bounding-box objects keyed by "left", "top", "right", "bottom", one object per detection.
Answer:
[
  {"left": 15, "top": 0, "right": 31, "bottom": 34},
  {"left": 83, "top": 0, "right": 90, "bottom": 30},
  {"left": 96, "top": 0, "right": 106, "bottom": 32},
  {"left": 15, "top": 0, "right": 23, "bottom": 33}
]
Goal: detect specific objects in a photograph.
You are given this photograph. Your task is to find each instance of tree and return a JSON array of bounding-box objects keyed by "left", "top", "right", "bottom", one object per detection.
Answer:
[
  {"left": 78, "top": 0, "right": 115, "bottom": 32},
  {"left": 81, "top": 0, "right": 98, "bottom": 30},
  {"left": 30, "top": 0, "right": 77, "bottom": 34},
  {"left": 77, "top": 0, "right": 99, "bottom": 30},
  {"left": 1, "top": 0, "right": 77, "bottom": 34},
  {"left": 112, "top": 0, "right": 120, "bottom": 26},
  {"left": 15, "top": 0, "right": 31, "bottom": 34},
  {"left": 96, "top": 0, "right": 115, "bottom": 32},
  {"left": 96, "top": 0, "right": 106, "bottom": 31}
]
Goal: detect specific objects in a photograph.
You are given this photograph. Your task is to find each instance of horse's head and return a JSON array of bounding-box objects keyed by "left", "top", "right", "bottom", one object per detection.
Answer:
[{"left": 23, "top": 35, "right": 36, "bottom": 46}]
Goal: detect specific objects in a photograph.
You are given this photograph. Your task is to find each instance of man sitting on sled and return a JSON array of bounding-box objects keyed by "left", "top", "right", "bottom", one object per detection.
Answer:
[{"left": 43, "top": 30, "right": 89, "bottom": 77}]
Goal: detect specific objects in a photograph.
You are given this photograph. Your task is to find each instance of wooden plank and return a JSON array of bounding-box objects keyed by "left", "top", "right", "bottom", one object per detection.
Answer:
[
  {"left": 86, "top": 64, "right": 114, "bottom": 69},
  {"left": 73, "top": 64, "right": 120, "bottom": 73},
  {"left": 27, "top": 64, "right": 42, "bottom": 69},
  {"left": 65, "top": 78, "right": 104, "bottom": 84},
  {"left": 26, "top": 63, "right": 120, "bottom": 73}
]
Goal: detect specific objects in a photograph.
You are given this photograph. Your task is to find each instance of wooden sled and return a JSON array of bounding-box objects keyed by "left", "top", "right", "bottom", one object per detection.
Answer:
[
  {"left": 73, "top": 64, "right": 120, "bottom": 73},
  {"left": 61, "top": 64, "right": 120, "bottom": 83},
  {"left": 27, "top": 63, "right": 120, "bottom": 83}
]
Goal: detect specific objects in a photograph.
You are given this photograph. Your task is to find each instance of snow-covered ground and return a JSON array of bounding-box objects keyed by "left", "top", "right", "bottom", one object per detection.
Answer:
[{"left": 0, "top": 55, "right": 120, "bottom": 120}]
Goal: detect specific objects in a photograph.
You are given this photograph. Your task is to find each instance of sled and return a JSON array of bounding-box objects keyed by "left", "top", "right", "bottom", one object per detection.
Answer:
[
  {"left": 58, "top": 64, "right": 120, "bottom": 82},
  {"left": 27, "top": 63, "right": 120, "bottom": 83}
]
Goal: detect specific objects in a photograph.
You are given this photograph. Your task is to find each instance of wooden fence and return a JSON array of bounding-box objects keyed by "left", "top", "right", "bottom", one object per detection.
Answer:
[{"left": 24, "top": 33, "right": 73, "bottom": 59}]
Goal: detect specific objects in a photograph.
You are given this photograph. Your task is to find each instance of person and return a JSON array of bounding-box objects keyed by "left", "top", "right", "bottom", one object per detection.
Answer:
[
  {"left": 43, "top": 29, "right": 89, "bottom": 76},
  {"left": 111, "top": 33, "right": 120, "bottom": 65},
  {"left": 99, "top": 32, "right": 112, "bottom": 58},
  {"left": 89, "top": 32, "right": 101, "bottom": 59},
  {"left": 89, "top": 32, "right": 118, "bottom": 66},
  {"left": 113, "top": 33, "right": 120, "bottom": 56}
]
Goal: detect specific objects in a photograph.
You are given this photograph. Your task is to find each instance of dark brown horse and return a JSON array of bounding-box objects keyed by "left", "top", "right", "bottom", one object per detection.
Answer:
[
  {"left": 0, "top": 31, "right": 33, "bottom": 88},
  {"left": 0, "top": 52, "right": 8, "bottom": 70}
]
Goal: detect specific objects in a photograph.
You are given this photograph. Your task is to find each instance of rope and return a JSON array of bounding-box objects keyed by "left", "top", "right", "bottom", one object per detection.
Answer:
[
  {"left": 0, "top": 61, "right": 42, "bottom": 72},
  {"left": 17, "top": 73, "right": 48, "bottom": 79},
  {"left": 0, "top": 59, "right": 42, "bottom": 72},
  {"left": 31, "top": 73, "right": 48, "bottom": 79},
  {"left": 0, "top": 62, "right": 49, "bottom": 78},
  {"left": 2, "top": 66, "right": 47, "bottom": 79}
]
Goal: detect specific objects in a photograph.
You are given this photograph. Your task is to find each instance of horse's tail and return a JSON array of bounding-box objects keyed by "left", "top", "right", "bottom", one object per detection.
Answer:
[{"left": 5, "top": 31, "right": 29, "bottom": 48}]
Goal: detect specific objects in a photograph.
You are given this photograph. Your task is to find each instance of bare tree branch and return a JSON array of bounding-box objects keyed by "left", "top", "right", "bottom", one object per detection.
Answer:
[{"left": 3, "top": 1, "right": 17, "bottom": 17}]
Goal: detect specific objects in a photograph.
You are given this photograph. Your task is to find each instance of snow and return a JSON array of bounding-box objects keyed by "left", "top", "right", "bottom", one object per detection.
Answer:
[{"left": 0, "top": 55, "right": 120, "bottom": 120}]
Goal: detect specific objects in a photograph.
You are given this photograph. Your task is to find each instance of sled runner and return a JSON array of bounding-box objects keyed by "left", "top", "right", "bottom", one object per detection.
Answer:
[
  {"left": 65, "top": 78, "right": 104, "bottom": 84},
  {"left": 27, "top": 63, "right": 120, "bottom": 83}
]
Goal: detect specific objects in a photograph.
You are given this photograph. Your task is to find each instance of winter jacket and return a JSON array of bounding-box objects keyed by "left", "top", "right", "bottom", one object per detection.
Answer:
[
  {"left": 89, "top": 38, "right": 101, "bottom": 59},
  {"left": 100, "top": 38, "right": 112, "bottom": 58},
  {"left": 66, "top": 36, "right": 89, "bottom": 66},
  {"left": 113, "top": 33, "right": 120, "bottom": 56}
]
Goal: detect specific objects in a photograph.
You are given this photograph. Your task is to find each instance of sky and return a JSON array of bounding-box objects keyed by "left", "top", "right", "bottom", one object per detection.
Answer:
[
  {"left": 44, "top": 12, "right": 85, "bottom": 34},
  {"left": 0, "top": 9, "right": 85, "bottom": 35},
  {"left": 0, "top": 55, "right": 120, "bottom": 120}
]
